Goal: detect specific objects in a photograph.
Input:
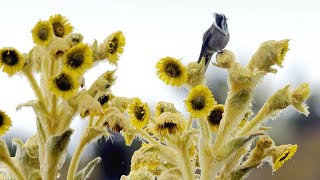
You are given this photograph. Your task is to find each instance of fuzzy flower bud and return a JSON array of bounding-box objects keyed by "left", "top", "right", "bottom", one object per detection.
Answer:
[
  {"left": 155, "top": 101, "right": 179, "bottom": 117},
  {"left": 49, "top": 37, "right": 71, "bottom": 57},
  {"left": 101, "top": 107, "right": 128, "bottom": 132},
  {"left": 248, "top": 39, "right": 289, "bottom": 73},
  {"left": 264, "top": 83, "right": 310, "bottom": 117},
  {"left": 291, "top": 83, "right": 311, "bottom": 115},
  {"left": 65, "top": 33, "right": 84, "bottom": 47},
  {"left": 214, "top": 50, "right": 235, "bottom": 69},
  {"left": 185, "top": 60, "right": 206, "bottom": 89}
]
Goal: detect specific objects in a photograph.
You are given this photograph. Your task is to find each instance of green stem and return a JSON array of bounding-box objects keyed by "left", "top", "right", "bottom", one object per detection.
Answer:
[
  {"left": 136, "top": 128, "right": 161, "bottom": 145},
  {"left": 198, "top": 117, "right": 214, "bottom": 180},
  {"left": 177, "top": 146, "right": 194, "bottom": 180},
  {"left": 198, "top": 117, "right": 211, "bottom": 143},
  {"left": 3, "top": 158, "right": 25, "bottom": 180},
  {"left": 23, "top": 70, "right": 48, "bottom": 114},
  {"left": 67, "top": 137, "right": 87, "bottom": 180},
  {"left": 238, "top": 107, "right": 268, "bottom": 136},
  {"left": 57, "top": 109, "right": 76, "bottom": 134},
  {"left": 49, "top": 56, "right": 58, "bottom": 119},
  {"left": 186, "top": 115, "right": 193, "bottom": 132},
  {"left": 44, "top": 160, "right": 59, "bottom": 180}
]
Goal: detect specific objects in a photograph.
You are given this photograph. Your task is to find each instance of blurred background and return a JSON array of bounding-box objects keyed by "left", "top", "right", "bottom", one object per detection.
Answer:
[{"left": 1, "top": 0, "right": 319, "bottom": 179}]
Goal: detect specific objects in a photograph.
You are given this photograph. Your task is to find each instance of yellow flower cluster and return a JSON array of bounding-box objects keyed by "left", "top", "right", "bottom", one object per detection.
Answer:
[
  {"left": 0, "top": 13, "right": 311, "bottom": 180},
  {"left": 0, "top": 14, "right": 129, "bottom": 180}
]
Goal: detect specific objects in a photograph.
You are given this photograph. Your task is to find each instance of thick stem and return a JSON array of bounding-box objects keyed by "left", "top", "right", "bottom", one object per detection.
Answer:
[
  {"left": 57, "top": 109, "right": 76, "bottom": 134},
  {"left": 238, "top": 107, "right": 268, "bottom": 136},
  {"left": 3, "top": 158, "right": 25, "bottom": 180},
  {"left": 49, "top": 56, "right": 58, "bottom": 120},
  {"left": 186, "top": 115, "right": 193, "bottom": 132},
  {"left": 67, "top": 138, "right": 87, "bottom": 180},
  {"left": 43, "top": 161, "right": 59, "bottom": 180},
  {"left": 177, "top": 146, "right": 194, "bottom": 180},
  {"left": 198, "top": 118, "right": 211, "bottom": 143},
  {"left": 198, "top": 117, "right": 214, "bottom": 179}
]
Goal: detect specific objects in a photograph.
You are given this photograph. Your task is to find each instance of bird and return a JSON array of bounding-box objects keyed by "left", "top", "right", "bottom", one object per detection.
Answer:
[{"left": 197, "top": 13, "right": 230, "bottom": 70}]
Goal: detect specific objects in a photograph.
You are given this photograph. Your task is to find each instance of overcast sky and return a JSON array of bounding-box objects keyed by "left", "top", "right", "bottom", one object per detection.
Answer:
[{"left": 1, "top": 0, "right": 319, "bottom": 141}]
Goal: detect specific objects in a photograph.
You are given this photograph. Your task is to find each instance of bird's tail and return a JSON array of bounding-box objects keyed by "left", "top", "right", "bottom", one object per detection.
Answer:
[{"left": 198, "top": 53, "right": 213, "bottom": 71}]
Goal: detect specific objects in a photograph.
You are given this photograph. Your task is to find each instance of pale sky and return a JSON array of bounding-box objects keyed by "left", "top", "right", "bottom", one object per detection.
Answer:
[{"left": 1, "top": 0, "right": 319, "bottom": 147}]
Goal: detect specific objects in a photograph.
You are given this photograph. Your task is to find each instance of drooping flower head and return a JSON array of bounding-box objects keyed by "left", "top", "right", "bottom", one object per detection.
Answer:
[
  {"left": 103, "top": 31, "right": 125, "bottom": 64},
  {"left": 156, "top": 57, "right": 187, "bottom": 86},
  {"left": 0, "top": 47, "right": 25, "bottom": 75},
  {"left": 207, "top": 104, "right": 224, "bottom": 132},
  {"left": 96, "top": 91, "right": 114, "bottom": 109},
  {"left": 271, "top": 144, "right": 298, "bottom": 171},
  {"left": 63, "top": 43, "right": 93, "bottom": 75},
  {"left": 185, "top": 85, "right": 216, "bottom": 118},
  {"left": 0, "top": 110, "right": 12, "bottom": 136},
  {"left": 128, "top": 98, "right": 150, "bottom": 129},
  {"left": 49, "top": 71, "right": 79, "bottom": 99},
  {"left": 154, "top": 112, "right": 185, "bottom": 136},
  {"left": 31, "top": 20, "right": 54, "bottom": 46},
  {"left": 102, "top": 107, "right": 128, "bottom": 133},
  {"left": 49, "top": 14, "right": 73, "bottom": 38}
]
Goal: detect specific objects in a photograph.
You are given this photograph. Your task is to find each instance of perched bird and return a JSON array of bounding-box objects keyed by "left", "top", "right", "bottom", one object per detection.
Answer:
[{"left": 198, "top": 13, "right": 230, "bottom": 70}]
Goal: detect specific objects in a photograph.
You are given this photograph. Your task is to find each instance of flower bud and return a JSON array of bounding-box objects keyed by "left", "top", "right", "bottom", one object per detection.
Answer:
[
  {"left": 248, "top": 39, "right": 289, "bottom": 73},
  {"left": 185, "top": 60, "right": 206, "bottom": 89},
  {"left": 214, "top": 50, "right": 235, "bottom": 69}
]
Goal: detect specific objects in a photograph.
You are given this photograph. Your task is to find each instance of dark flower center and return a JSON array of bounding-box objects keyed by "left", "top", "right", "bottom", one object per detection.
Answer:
[
  {"left": 98, "top": 95, "right": 109, "bottom": 105},
  {"left": 165, "top": 62, "right": 181, "bottom": 77},
  {"left": 208, "top": 108, "right": 223, "bottom": 125},
  {"left": 279, "top": 152, "right": 290, "bottom": 162},
  {"left": 52, "top": 22, "right": 65, "bottom": 37},
  {"left": 0, "top": 113, "right": 3, "bottom": 127},
  {"left": 68, "top": 52, "right": 84, "bottom": 68},
  {"left": 108, "top": 38, "right": 119, "bottom": 54},
  {"left": 191, "top": 96, "right": 205, "bottom": 110},
  {"left": 134, "top": 106, "right": 145, "bottom": 120},
  {"left": 1, "top": 50, "right": 18, "bottom": 66},
  {"left": 158, "top": 121, "right": 178, "bottom": 134},
  {"left": 38, "top": 28, "right": 49, "bottom": 40},
  {"left": 55, "top": 73, "right": 72, "bottom": 91},
  {"left": 163, "top": 121, "right": 176, "bottom": 128}
]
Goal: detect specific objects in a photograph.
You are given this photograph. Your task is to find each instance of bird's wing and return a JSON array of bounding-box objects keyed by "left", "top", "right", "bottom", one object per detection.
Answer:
[{"left": 197, "top": 27, "right": 212, "bottom": 63}]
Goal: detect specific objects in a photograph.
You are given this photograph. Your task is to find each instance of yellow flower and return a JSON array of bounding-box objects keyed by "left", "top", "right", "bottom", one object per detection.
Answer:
[
  {"left": 155, "top": 101, "right": 178, "bottom": 117},
  {"left": 272, "top": 144, "right": 298, "bottom": 171},
  {"left": 0, "top": 110, "right": 12, "bottom": 136},
  {"left": 207, "top": 104, "right": 224, "bottom": 132},
  {"left": 49, "top": 71, "right": 79, "bottom": 99},
  {"left": 154, "top": 112, "right": 185, "bottom": 136},
  {"left": 103, "top": 31, "right": 125, "bottom": 64},
  {"left": 0, "top": 48, "right": 25, "bottom": 75},
  {"left": 63, "top": 43, "right": 93, "bottom": 75},
  {"left": 49, "top": 14, "right": 73, "bottom": 38},
  {"left": 128, "top": 98, "right": 150, "bottom": 129},
  {"left": 31, "top": 20, "right": 54, "bottom": 46},
  {"left": 185, "top": 85, "right": 216, "bottom": 118},
  {"left": 156, "top": 56, "right": 187, "bottom": 86}
]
